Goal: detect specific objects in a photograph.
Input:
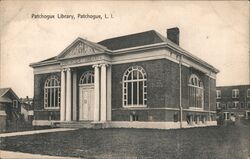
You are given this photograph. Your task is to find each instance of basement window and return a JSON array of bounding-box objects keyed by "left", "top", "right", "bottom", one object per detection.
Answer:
[{"left": 130, "top": 113, "right": 139, "bottom": 121}]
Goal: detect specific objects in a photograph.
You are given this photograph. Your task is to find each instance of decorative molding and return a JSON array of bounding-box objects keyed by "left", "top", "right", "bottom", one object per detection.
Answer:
[
  {"left": 61, "top": 54, "right": 109, "bottom": 66},
  {"left": 92, "top": 64, "right": 100, "bottom": 68},
  {"left": 112, "top": 107, "right": 179, "bottom": 111},
  {"left": 33, "top": 64, "right": 61, "bottom": 75},
  {"left": 112, "top": 107, "right": 216, "bottom": 113},
  {"left": 62, "top": 41, "right": 100, "bottom": 58}
]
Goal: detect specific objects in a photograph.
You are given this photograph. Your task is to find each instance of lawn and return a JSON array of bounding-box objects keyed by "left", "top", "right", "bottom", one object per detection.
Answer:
[{"left": 0, "top": 121, "right": 249, "bottom": 159}]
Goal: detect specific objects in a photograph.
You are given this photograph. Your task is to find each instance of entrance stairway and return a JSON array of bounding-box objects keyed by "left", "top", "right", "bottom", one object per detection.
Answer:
[{"left": 52, "top": 121, "right": 103, "bottom": 129}]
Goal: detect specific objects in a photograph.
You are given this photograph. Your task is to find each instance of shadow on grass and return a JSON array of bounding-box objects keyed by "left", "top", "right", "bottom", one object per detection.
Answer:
[{"left": 0, "top": 121, "right": 249, "bottom": 159}]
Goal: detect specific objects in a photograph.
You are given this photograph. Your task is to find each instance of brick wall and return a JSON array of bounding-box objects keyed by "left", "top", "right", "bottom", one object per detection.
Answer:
[
  {"left": 111, "top": 59, "right": 217, "bottom": 121},
  {"left": 112, "top": 109, "right": 180, "bottom": 122},
  {"left": 33, "top": 72, "right": 61, "bottom": 120},
  {"left": 112, "top": 59, "right": 181, "bottom": 110}
]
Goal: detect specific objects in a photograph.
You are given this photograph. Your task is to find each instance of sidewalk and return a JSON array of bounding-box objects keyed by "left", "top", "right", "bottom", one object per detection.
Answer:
[
  {"left": 0, "top": 150, "right": 80, "bottom": 159},
  {"left": 0, "top": 128, "right": 75, "bottom": 137}
]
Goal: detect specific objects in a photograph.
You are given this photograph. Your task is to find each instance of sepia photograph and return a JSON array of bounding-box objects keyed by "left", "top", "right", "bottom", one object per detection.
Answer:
[{"left": 0, "top": 1, "right": 249, "bottom": 158}]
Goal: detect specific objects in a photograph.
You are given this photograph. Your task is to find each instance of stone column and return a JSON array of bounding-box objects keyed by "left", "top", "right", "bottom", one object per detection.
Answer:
[
  {"left": 66, "top": 68, "right": 72, "bottom": 121},
  {"left": 100, "top": 64, "right": 107, "bottom": 121},
  {"left": 106, "top": 65, "right": 112, "bottom": 121},
  {"left": 72, "top": 70, "right": 77, "bottom": 121},
  {"left": 93, "top": 64, "right": 100, "bottom": 121},
  {"left": 60, "top": 69, "right": 66, "bottom": 121}
]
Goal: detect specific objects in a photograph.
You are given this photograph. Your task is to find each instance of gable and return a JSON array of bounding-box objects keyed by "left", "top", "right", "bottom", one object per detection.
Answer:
[
  {"left": 0, "top": 88, "right": 19, "bottom": 103},
  {"left": 58, "top": 38, "right": 107, "bottom": 59}
]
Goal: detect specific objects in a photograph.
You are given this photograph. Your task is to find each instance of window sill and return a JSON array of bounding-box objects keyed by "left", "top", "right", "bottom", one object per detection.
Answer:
[
  {"left": 188, "top": 107, "right": 203, "bottom": 110},
  {"left": 44, "top": 108, "right": 60, "bottom": 111},
  {"left": 123, "top": 105, "right": 147, "bottom": 109}
]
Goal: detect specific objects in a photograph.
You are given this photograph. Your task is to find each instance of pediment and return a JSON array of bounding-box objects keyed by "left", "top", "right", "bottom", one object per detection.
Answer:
[{"left": 58, "top": 38, "right": 107, "bottom": 59}]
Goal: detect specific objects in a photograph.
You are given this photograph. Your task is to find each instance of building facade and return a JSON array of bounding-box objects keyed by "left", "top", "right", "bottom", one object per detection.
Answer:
[
  {"left": 20, "top": 96, "right": 34, "bottom": 123},
  {"left": 0, "top": 88, "right": 21, "bottom": 132},
  {"left": 30, "top": 28, "right": 219, "bottom": 129},
  {"left": 216, "top": 85, "right": 250, "bottom": 121}
]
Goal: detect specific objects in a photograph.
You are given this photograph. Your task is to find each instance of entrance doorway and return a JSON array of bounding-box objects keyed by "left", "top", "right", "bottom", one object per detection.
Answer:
[
  {"left": 79, "top": 86, "right": 94, "bottom": 120},
  {"left": 79, "top": 71, "right": 95, "bottom": 121}
]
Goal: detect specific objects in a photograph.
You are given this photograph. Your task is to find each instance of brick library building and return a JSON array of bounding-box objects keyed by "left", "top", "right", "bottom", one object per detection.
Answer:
[
  {"left": 216, "top": 85, "right": 250, "bottom": 121},
  {"left": 30, "top": 27, "right": 219, "bottom": 129}
]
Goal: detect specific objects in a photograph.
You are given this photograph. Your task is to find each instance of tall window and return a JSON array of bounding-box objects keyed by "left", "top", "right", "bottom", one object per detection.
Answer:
[
  {"left": 44, "top": 75, "right": 60, "bottom": 109},
  {"left": 232, "top": 101, "right": 239, "bottom": 108},
  {"left": 247, "top": 89, "right": 250, "bottom": 98},
  {"left": 216, "top": 102, "right": 221, "bottom": 109},
  {"left": 216, "top": 90, "right": 221, "bottom": 99},
  {"left": 123, "top": 66, "right": 147, "bottom": 107},
  {"left": 232, "top": 89, "right": 239, "bottom": 98},
  {"left": 188, "top": 74, "right": 204, "bottom": 108},
  {"left": 79, "top": 70, "right": 94, "bottom": 85}
]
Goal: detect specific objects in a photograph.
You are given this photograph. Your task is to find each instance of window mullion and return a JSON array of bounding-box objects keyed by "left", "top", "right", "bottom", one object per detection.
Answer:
[
  {"left": 54, "top": 80, "right": 56, "bottom": 107},
  {"left": 137, "top": 81, "right": 139, "bottom": 105},
  {"left": 143, "top": 81, "right": 144, "bottom": 105},
  {"left": 50, "top": 87, "right": 52, "bottom": 108},
  {"left": 131, "top": 75, "right": 133, "bottom": 105}
]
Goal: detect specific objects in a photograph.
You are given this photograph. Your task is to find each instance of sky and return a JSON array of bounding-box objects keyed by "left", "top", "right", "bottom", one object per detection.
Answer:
[{"left": 0, "top": 1, "right": 249, "bottom": 98}]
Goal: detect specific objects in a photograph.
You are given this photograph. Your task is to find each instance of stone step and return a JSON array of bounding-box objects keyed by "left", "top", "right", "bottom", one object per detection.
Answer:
[{"left": 52, "top": 121, "right": 104, "bottom": 129}]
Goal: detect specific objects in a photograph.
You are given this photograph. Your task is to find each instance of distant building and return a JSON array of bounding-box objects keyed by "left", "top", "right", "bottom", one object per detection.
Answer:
[
  {"left": 216, "top": 85, "right": 250, "bottom": 121},
  {"left": 0, "top": 88, "right": 22, "bottom": 132},
  {"left": 20, "top": 96, "right": 34, "bottom": 122},
  {"left": 30, "top": 27, "right": 219, "bottom": 129}
]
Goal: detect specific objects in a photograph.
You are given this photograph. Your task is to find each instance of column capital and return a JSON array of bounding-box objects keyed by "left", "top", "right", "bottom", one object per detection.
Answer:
[
  {"left": 100, "top": 63, "right": 109, "bottom": 67},
  {"left": 92, "top": 64, "right": 100, "bottom": 68},
  {"left": 66, "top": 68, "right": 71, "bottom": 72}
]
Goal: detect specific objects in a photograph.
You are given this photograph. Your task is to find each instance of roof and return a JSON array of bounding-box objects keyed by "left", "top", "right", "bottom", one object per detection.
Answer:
[
  {"left": 0, "top": 88, "right": 20, "bottom": 103},
  {"left": 40, "top": 56, "right": 57, "bottom": 62},
  {"left": 0, "top": 96, "right": 12, "bottom": 103},
  {"left": 30, "top": 29, "right": 219, "bottom": 73},
  {"left": 98, "top": 30, "right": 164, "bottom": 50},
  {"left": 217, "top": 85, "right": 250, "bottom": 88},
  {"left": 0, "top": 88, "right": 11, "bottom": 97}
]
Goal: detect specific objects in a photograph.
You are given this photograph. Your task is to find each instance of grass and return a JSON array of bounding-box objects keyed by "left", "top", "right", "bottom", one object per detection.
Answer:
[{"left": 0, "top": 121, "right": 249, "bottom": 159}]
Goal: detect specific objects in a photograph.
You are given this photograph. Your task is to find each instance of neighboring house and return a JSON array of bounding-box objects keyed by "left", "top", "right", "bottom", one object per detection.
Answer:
[
  {"left": 0, "top": 88, "right": 22, "bottom": 132},
  {"left": 20, "top": 96, "right": 34, "bottom": 123},
  {"left": 216, "top": 85, "right": 250, "bottom": 121},
  {"left": 30, "top": 27, "right": 219, "bottom": 129}
]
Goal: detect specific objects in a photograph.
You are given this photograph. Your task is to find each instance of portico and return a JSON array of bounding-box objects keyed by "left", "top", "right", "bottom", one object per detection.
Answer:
[
  {"left": 54, "top": 38, "right": 112, "bottom": 123},
  {"left": 59, "top": 63, "right": 111, "bottom": 123}
]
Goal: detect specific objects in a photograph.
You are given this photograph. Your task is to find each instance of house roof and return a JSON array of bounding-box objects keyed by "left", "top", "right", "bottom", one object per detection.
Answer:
[
  {"left": 0, "top": 88, "right": 20, "bottom": 103},
  {"left": 0, "top": 96, "right": 12, "bottom": 103},
  {"left": 0, "top": 88, "right": 11, "bottom": 97}
]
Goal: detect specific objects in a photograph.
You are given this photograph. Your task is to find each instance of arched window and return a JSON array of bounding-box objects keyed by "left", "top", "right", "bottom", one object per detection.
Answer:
[
  {"left": 188, "top": 74, "right": 204, "bottom": 108},
  {"left": 44, "top": 75, "right": 60, "bottom": 109},
  {"left": 123, "top": 66, "right": 147, "bottom": 107},
  {"left": 79, "top": 70, "right": 94, "bottom": 85}
]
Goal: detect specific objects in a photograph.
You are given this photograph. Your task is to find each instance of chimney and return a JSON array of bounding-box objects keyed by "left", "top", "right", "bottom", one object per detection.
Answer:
[{"left": 167, "top": 27, "right": 180, "bottom": 45}]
